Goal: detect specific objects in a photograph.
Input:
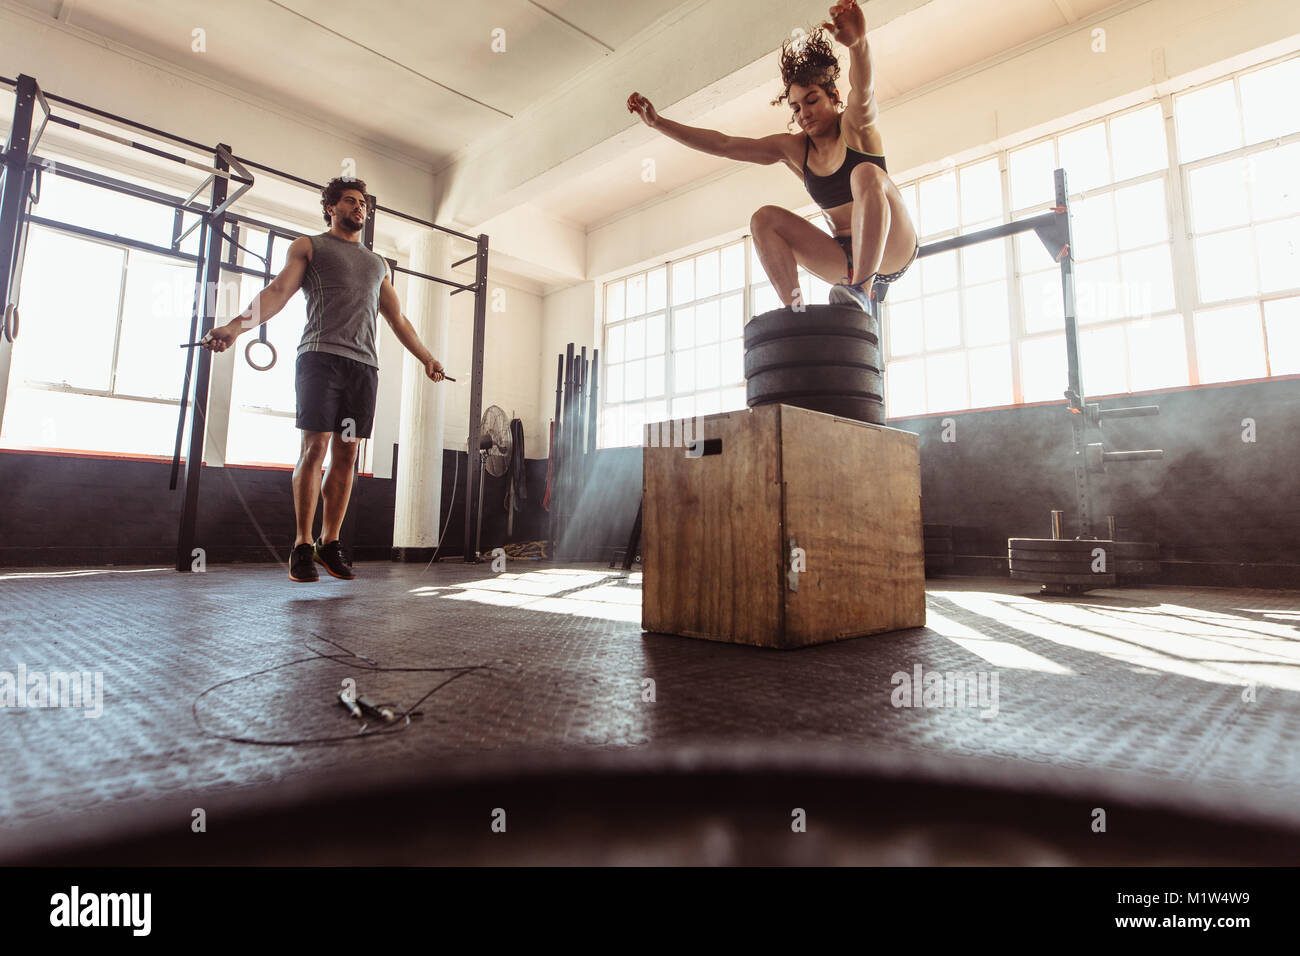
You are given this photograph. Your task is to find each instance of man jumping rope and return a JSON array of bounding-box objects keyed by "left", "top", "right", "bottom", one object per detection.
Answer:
[
  {"left": 202, "top": 177, "right": 446, "bottom": 583},
  {"left": 628, "top": 0, "right": 918, "bottom": 310}
]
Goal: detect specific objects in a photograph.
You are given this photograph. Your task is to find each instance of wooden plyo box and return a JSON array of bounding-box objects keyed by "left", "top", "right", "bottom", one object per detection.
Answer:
[{"left": 642, "top": 403, "right": 925, "bottom": 648}]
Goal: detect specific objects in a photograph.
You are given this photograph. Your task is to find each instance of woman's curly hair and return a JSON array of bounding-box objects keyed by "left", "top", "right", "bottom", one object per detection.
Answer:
[{"left": 770, "top": 28, "right": 841, "bottom": 108}]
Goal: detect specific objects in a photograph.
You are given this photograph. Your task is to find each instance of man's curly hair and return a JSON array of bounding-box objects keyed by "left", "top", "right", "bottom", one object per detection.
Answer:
[
  {"left": 320, "top": 176, "right": 368, "bottom": 226},
  {"left": 771, "top": 28, "right": 841, "bottom": 108}
]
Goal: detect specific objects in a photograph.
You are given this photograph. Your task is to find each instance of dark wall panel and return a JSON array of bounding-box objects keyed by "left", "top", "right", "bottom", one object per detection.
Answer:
[{"left": 2, "top": 377, "right": 1296, "bottom": 586}]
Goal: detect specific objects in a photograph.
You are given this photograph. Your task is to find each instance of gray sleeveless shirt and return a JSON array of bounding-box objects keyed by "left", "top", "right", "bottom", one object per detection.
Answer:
[{"left": 297, "top": 233, "right": 389, "bottom": 368}]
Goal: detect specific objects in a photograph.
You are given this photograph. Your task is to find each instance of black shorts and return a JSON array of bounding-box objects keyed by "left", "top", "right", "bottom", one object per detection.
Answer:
[{"left": 295, "top": 351, "right": 378, "bottom": 438}]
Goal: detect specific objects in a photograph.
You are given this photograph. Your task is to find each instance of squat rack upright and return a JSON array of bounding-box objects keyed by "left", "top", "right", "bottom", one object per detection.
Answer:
[
  {"left": 867, "top": 166, "right": 1164, "bottom": 540},
  {"left": 0, "top": 72, "right": 491, "bottom": 569}
]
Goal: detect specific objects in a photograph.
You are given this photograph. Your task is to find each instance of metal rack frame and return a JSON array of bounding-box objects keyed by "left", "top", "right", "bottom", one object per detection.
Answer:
[{"left": 0, "top": 73, "right": 491, "bottom": 568}]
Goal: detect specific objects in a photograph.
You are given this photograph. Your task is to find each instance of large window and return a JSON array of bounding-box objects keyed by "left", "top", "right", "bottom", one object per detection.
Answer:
[
  {"left": 601, "top": 243, "right": 747, "bottom": 448},
  {"left": 1, "top": 156, "right": 389, "bottom": 471},
  {"left": 224, "top": 230, "right": 312, "bottom": 468},
  {"left": 884, "top": 157, "right": 1015, "bottom": 416},
  {"left": 0, "top": 166, "right": 202, "bottom": 456},
  {"left": 888, "top": 102, "right": 1183, "bottom": 415},
  {"left": 602, "top": 230, "right": 841, "bottom": 447},
  {"left": 1177, "top": 58, "right": 1300, "bottom": 382},
  {"left": 599, "top": 50, "right": 1300, "bottom": 432}
]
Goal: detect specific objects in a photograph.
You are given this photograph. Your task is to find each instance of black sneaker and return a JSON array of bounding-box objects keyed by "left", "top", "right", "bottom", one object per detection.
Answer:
[
  {"left": 289, "top": 543, "right": 318, "bottom": 582},
  {"left": 314, "top": 538, "right": 355, "bottom": 580}
]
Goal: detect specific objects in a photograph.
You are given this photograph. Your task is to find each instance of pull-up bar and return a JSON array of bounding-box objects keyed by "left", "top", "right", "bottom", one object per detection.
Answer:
[
  {"left": 11, "top": 78, "right": 256, "bottom": 230},
  {"left": 917, "top": 208, "right": 1068, "bottom": 260},
  {"left": 0, "top": 73, "right": 215, "bottom": 155},
  {"left": 26, "top": 155, "right": 211, "bottom": 216},
  {"left": 46, "top": 114, "right": 254, "bottom": 186}
]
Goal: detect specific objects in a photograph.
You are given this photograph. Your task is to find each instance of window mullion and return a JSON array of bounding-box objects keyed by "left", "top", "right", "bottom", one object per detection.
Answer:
[
  {"left": 108, "top": 247, "right": 129, "bottom": 396},
  {"left": 1002, "top": 150, "right": 1027, "bottom": 406},
  {"left": 1163, "top": 93, "right": 1202, "bottom": 387}
]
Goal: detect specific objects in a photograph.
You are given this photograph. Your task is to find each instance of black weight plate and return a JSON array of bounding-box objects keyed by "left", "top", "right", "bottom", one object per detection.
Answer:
[
  {"left": 1010, "top": 570, "right": 1117, "bottom": 585},
  {"left": 1010, "top": 558, "right": 1098, "bottom": 573},
  {"left": 744, "top": 304, "right": 880, "bottom": 349},
  {"left": 1010, "top": 548, "right": 1117, "bottom": 563},
  {"left": 747, "top": 366, "right": 885, "bottom": 403},
  {"left": 744, "top": 337, "right": 882, "bottom": 378},
  {"left": 1011, "top": 558, "right": 1160, "bottom": 576},
  {"left": 1008, "top": 538, "right": 1114, "bottom": 552}
]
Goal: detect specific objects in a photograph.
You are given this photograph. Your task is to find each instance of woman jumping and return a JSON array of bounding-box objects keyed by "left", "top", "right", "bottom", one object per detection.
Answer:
[{"left": 627, "top": 0, "right": 918, "bottom": 311}]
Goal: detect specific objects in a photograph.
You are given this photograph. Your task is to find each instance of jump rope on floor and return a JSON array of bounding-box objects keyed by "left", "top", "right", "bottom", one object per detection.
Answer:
[
  {"left": 189, "top": 407, "right": 503, "bottom": 746},
  {"left": 192, "top": 633, "right": 512, "bottom": 747}
]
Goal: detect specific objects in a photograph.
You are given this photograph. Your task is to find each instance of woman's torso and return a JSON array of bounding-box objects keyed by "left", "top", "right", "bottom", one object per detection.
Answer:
[{"left": 782, "top": 120, "right": 886, "bottom": 235}]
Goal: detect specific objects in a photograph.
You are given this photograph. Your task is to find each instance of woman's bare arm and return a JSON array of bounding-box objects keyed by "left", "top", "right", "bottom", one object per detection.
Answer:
[
  {"left": 824, "top": 1, "right": 881, "bottom": 141},
  {"left": 627, "top": 92, "right": 794, "bottom": 166}
]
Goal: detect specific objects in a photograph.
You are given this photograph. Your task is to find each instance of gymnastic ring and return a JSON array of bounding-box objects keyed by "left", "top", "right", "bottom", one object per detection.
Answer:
[
  {"left": 2, "top": 303, "right": 17, "bottom": 343},
  {"left": 245, "top": 337, "right": 277, "bottom": 371}
]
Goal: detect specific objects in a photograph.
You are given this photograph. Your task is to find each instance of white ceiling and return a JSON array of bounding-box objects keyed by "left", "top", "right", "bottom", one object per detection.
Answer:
[
  {"left": 528, "top": 0, "right": 1124, "bottom": 228},
  {"left": 11, "top": 0, "right": 695, "bottom": 165},
  {"left": 8, "top": 0, "right": 1128, "bottom": 286}
]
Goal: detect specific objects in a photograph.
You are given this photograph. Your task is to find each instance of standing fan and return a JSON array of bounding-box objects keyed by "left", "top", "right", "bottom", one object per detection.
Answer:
[{"left": 472, "top": 404, "right": 512, "bottom": 559}]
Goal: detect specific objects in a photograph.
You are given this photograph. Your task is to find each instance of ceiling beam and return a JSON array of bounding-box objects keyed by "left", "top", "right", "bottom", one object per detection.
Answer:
[
  {"left": 526, "top": 1, "right": 614, "bottom": 54},
  {"left": 436, "top": 0, "right": 936, "bottom": 229},
  {"left": 1051, "top": 0, "right": 1080, "bottom": 23},
  {"left": 264, "top": 0, "right": 513, "bottom": 118}
]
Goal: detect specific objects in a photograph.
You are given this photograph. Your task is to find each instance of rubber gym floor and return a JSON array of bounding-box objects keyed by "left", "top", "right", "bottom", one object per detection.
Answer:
[{"left": 1, "top": 559, "right": 1298, "bottom": 864}]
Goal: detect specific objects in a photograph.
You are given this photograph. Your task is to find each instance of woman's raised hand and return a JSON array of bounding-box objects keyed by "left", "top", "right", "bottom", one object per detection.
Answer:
[
  {"left": 627, "top": 92, "right": 659, "bottom": 128},
  {"left": 823, "top": 0, "right": 867, "bottom": 48}
]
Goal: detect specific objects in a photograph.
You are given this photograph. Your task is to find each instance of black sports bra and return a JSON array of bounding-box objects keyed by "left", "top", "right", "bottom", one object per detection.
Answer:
[{"left": 802, "top": 122, "right": 887, "bottom": 209}]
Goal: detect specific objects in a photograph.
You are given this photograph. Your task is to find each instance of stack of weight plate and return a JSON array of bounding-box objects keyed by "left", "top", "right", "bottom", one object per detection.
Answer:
[
  {"left": 924, "top": 524, "right": 954, "bottom": 576},
  {"left": 743, "top": 304, "right": 886, "bottom": 425},
  {"left": 1008, "top": 538, "right": 1160, "bottom": 591}
]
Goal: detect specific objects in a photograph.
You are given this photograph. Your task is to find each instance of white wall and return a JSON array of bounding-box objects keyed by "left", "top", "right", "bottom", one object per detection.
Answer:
[
  {"left": 586, "top": 0, "right": 1300, "bottom": 282},
  {"left": 432, "top": 277, "right": 545, "bottom": 461}
]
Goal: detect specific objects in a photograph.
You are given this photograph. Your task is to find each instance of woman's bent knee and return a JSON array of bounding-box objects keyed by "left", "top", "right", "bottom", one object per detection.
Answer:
[
  {"left": 750, "top": 204, "right": 786, "bottom": 233},
  {"left": 850, "top": 163, "right": 887, "bottom": 195}
]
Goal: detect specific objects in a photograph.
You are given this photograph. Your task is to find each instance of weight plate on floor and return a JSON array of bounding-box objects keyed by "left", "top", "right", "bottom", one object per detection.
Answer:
[
  {"left": 1009, "top": 559, "right": 1098, "bottom": 574},
  {"left": 1009, "top": 538, "right": 1112, "bottom": 552},
  {"left": 1010, "top": 548, "right": 1115, "bottom": 564},
  {"left": 1010, "top": 570, "right": 1117, "bottom": 585}
]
